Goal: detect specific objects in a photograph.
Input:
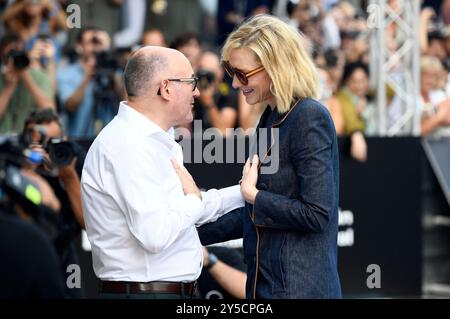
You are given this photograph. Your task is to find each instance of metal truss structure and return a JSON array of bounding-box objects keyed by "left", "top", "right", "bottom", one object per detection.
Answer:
[{"left": 369, "top": 0, "right": 421, "bottom": 136}]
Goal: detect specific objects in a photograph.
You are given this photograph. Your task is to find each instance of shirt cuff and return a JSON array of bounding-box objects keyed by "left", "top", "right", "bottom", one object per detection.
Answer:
[
  {"left": 197, "top": 185, "right": 244, "bottom": 225},
  {"left": 216, "top": 185, "right": 245, "bottom": 212}
]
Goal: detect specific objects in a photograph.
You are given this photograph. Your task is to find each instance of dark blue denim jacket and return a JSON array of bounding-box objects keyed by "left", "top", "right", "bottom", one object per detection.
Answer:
[{"left": 198, "top": 98, "right": 342, "bottom": 299}]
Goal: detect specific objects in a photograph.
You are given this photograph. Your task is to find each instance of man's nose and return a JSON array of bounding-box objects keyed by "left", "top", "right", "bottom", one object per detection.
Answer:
[{"left": 193, "top": 87, "right": 200, "bottom": 97}]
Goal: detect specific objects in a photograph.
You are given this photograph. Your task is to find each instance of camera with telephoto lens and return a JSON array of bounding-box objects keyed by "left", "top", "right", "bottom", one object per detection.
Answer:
[
  {"left": 0, "top": 135, "right": 59, "bottom": 238},
  {"left": 197, "top": 69, "right": 215, "bottom": 90},
  {"left": 21, "top": 126, "right": 76, "bottom": 167},
  {"left": 95, "top": 50, "right": 119, "bottom": 75},
  {"left": 94, "top": 50, "right": 119, "bottom": 91},
  {"left": 7, "top": 49, "right": 30, "bottom": 70},
  {"left": 46, "top": 138, "right": 76, "bottom": 167}
]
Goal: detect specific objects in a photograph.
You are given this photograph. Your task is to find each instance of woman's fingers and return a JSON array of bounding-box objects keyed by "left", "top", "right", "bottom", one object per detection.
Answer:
[
  {"left": 251, "top": 154, "right": 259, "bottom": 170},
  {"left": 243, "top": 157, "right": 250, "bottom": 176},
  {"left": 243, "top": 154, "right": 260, "bottom": 177}
]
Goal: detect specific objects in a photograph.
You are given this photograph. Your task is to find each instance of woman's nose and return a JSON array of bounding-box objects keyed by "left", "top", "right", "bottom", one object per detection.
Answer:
[{"left": 232, "top": 75, "right": 242, "bottom": 89}]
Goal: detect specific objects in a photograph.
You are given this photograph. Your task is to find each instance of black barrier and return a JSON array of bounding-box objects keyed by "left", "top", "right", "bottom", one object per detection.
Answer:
[
  {"left": 76, "top": 137, "right": 424, "bottom": 298},
  {"left": 337, "top": 137, "right": 422, "bottom": 297}
]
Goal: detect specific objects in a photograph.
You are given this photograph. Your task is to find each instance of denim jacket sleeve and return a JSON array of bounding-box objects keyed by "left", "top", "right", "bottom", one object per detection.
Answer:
[
  {"left": 253, "top": 101, "right": 337, "bottom": 233},
  {"left": 197, "top": 207, "right": 243, "bottom": 245}
]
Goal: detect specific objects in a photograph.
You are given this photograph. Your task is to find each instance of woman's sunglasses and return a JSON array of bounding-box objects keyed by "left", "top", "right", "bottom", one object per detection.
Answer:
[{"left": 222, "top": 61, "right": 265, "bottom": 85}]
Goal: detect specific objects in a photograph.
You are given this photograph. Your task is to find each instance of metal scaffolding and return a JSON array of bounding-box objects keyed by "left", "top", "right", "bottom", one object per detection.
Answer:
[{"left": 369, "top": 0, "right": 421, "bottom": 136}]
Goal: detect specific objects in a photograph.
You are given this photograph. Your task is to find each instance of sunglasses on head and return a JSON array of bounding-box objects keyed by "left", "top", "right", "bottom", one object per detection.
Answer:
[{"left": 222, "top": 61, "right": 265, "bottom": 85}]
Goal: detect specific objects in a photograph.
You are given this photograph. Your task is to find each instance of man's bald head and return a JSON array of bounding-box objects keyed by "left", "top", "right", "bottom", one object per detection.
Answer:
[{"left": 123, "top": 46, "right": 189, "bottom": 98}]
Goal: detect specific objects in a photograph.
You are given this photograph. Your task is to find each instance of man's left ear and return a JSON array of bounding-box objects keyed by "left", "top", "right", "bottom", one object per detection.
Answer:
[{"left": 158, "top": 80, "right": 170, "bottom": 99}]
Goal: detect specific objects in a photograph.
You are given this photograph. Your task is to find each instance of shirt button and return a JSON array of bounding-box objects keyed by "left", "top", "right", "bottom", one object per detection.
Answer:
[{"left": 264, "top": 217, "right": 273, "bottom": 226}]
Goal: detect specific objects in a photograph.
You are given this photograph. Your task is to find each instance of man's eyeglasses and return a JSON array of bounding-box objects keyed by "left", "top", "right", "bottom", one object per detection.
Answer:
[
  {"left": 157, "top": 77, "right": 199, "bottom": 95},
  {"left": 223, "top": 61, "right": 265, "bottom": 85}
]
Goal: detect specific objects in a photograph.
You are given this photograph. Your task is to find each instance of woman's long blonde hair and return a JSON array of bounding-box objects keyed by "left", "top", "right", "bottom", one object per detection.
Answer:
[{"left": 222, "top": 14, "right": 319, "bottom": 113}]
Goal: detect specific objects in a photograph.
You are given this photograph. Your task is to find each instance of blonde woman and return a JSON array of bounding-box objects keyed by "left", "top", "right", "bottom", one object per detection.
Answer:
[{"left": 199, "top": 15, "right": 341, "bottom": 299}]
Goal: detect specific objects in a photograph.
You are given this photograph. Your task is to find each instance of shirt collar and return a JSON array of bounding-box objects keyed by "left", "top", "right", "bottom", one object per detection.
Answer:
[{"left": 117, "top": 101, "right": 175, "bottom": 140}]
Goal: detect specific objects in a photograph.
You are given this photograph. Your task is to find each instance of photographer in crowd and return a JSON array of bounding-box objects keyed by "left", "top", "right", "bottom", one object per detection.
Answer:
[
  {"left": 2, "top": 0, "right": 67, "bottom": 61},
  {"left": 0, "top": 33, "right": 55, "bottom": 134},
  {"left": 22, "top": 108, "right": 85, "bottom": 297},
  {"left": 0, "top": 134, "right": 65, "bottom": 298},
  {"left": 57, "top": 27, "right": 122, "bottom": 139},
  {"left": 193, "top": 51, "right": 238, "bottom": 136}
]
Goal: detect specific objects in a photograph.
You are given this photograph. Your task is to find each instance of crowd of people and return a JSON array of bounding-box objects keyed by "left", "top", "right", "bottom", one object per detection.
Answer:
[
  {"left": 0, "top": 1, "right": 448, "bottom": 157},
  {"left": 0, "top": 0, "right": 450, "bottom": 299},
  {"left": 0, "top": 1, "right": 449, "bottom": 139}
]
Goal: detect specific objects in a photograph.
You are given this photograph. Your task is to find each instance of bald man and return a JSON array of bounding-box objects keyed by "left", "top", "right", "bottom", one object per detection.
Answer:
[{"left": 81, "top": 46, "right": 244, "bottom": 299}]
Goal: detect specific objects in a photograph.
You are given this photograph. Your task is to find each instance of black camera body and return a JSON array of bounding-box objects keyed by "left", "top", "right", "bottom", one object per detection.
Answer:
[
  {"left": 0, "top": 135, "right": 59, "bottom": 238},
  {"left": 95, "top": 51, "right": 119, "bottom": 73},
  {"left": 94, "top": 51, "right": 119, "bottom": 92},
  {"left": 0, "top": 135, "right": 40, "bottom": 208},
  {"left": 46, "top": 138, "right": 76, "bottom": 167},
  {"left": 21, "top": 126, "right": 76, "bottom": 167},
  {"left": 197, "top": 69, "right": 216, "bottom": 90},
  {"left": 8, "top": 49, "right": 30, "bottom": 70}
]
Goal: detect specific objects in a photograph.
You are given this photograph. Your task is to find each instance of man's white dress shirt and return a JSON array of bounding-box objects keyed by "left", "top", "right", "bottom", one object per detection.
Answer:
[{"left": 81, "top": 102, "right": 244, "bottom": 282}]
